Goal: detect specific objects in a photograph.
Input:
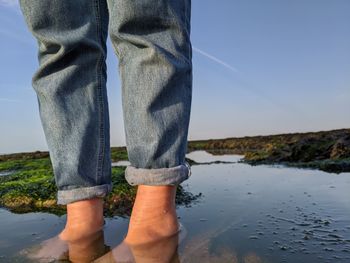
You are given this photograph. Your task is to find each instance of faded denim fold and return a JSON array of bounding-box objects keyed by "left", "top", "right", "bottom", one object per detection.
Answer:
[{"left": 19, "top": 0, "right": 192, "bottom": 204}]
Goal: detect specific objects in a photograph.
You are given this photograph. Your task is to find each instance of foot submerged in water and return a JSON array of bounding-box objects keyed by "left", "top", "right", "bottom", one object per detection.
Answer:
[
  {"left": 94, "top": 222, "right": 187, "bottom": 263},
  {"left": 94, "top": 185, "right": 187, "bottom": 263}
]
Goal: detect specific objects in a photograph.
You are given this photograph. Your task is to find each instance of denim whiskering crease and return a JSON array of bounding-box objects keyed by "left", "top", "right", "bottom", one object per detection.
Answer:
[{"left": 19, "top": 0, "right": 192, "bottom": 205}]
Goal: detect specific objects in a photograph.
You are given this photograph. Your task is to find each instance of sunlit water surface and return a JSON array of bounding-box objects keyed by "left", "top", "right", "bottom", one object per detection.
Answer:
[{"left": 1, "top": 150, "right": 350, "bottom": 262}]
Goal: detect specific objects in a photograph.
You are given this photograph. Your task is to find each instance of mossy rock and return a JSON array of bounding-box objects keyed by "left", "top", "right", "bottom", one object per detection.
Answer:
[{"left": 0, "top": 148, "right": 202, "bottom": 216}]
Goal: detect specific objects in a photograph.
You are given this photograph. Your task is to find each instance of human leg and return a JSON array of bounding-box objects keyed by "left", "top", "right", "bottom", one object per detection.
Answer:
[
  {"left": 107, "top": 0, "right": 192, "bottom": 245},
  {"left": 19, "top": 0, "right": 111, "bottom": 205},
  {"left": 18, "top": 0, "right": 111, "bottom": 242},
  {"left": 107, "top": 0, "right": 192, "bottom": 187}
]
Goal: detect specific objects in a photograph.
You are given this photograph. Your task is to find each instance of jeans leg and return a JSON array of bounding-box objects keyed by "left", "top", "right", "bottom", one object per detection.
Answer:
[
  {"left": 107, "top": 0, "right": 192, "bottom": 186},
  {"left": 19, "top": 0, "right": 112, "bottom": 204}
]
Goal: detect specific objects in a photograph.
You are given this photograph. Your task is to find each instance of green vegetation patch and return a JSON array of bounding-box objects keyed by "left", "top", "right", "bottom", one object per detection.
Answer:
[
  {"left": 189, "top": 128, "right": 350, "bottom": 173},
  {"left": 0, "top": 147, "right": 202, "bottom": 216}
]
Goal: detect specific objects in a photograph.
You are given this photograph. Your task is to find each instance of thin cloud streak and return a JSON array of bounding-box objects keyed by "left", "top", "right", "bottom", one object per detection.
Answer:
[
  {"left": 191, "top": 45, "right": 306, "bottom": 118},
  {"left": 192, "top": 46, "right": 239, "bottom": 73}
]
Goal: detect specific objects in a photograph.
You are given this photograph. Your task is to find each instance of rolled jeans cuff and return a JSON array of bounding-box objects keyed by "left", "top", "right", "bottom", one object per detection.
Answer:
[
  {"left": 57, "top": 184, "right": 112, "bottom": 205},
  {"left": 125, "top": 161, "right": 192, "bottom": 186}
]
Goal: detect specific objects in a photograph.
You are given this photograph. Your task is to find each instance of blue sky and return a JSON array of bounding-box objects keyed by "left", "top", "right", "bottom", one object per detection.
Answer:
[{"left": 1, "top": 0, "right": 349, "bottom": 154}]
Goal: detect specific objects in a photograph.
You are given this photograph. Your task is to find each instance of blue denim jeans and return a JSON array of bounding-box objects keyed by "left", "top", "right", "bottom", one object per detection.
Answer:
[{"left": 19, "top": 0, "right": 192, "bottom": 205}]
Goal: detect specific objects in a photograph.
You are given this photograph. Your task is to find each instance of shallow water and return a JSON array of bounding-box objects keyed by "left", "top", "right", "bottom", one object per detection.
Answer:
[
  {"left": 1, "top": 150, "right": 350, "bottom": 262},
  {"left": 0, "top": 171, "right": 13, "bottom": 177},
  {"left": 112, "top": 160, "right": 131, "bottom": 167}
]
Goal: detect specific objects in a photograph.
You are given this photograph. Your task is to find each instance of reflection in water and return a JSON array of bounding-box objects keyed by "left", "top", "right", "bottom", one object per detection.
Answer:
[
  {"left": 185, "top": 150, "right": 243, "bottom": 163},
  {"left": 1, "top": 150, "right": 350, "bottom": 262},
  {"left": 0, "top": 171, "right": 13, "bottom": 177},
  {"left": 112, "top": 161, "right": 131, "bottom": 167},
  {"left": 178, "top": 154, "right": 350, "bottom": 263},
  {"left": 18, "top": 222, "right": 186, "bottom": 262},
  {"left": 20, "top": 230, "right": 109, "bottom": 262},
  {"left": 94, "top": 223, "right": 186, "bottom": 263}
]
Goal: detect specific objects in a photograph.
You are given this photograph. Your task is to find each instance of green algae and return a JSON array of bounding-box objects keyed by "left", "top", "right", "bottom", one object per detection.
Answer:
[
  {"left": 188, "top": 128, "right": 350, "bottom": 173},
  {"left": 110, "top": 146, "right": 129, "bottom": 162},
  {"left": 0, "top": 148, "right": 202, "bottom": 216}
]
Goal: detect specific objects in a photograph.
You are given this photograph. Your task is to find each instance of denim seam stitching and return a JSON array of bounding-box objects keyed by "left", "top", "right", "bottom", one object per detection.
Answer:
[{"left": 93, "top": 0, "right": 105, "bottom": 184}]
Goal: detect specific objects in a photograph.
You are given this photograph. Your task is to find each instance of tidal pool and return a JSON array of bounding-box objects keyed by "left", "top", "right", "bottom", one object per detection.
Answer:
[
  {"left": 0, "top": 171, "right": 13, "bottom": 177},
  {"left": 0, "top": 150, "right": 350, "bottom": 262}
]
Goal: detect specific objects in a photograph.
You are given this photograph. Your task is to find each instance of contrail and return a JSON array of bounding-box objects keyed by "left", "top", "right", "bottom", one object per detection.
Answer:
[
  {"left": 192, "top": 46, "right": 239, "bottom": 73},
  {"left": 191, "top": 45, "right": 305, "bottom": 117}
]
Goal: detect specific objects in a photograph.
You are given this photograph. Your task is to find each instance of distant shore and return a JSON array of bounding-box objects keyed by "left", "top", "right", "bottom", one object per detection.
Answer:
[
  {"left": 0, "top": 128, "right": 349, "bottom": 215},
  {"left": 187, "top": 128, "right": 350, "bottom": 174}
]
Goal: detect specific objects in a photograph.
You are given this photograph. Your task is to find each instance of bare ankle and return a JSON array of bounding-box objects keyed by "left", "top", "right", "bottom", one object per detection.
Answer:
[
  {"left": 124, "top": 186, "right": 179, "bottom": 244},
  {"left": 136, "top": 185, "right": 177, "bottom": 204},
  {"left": 59, "top": 197, "right": 104, "bottom": 241}
]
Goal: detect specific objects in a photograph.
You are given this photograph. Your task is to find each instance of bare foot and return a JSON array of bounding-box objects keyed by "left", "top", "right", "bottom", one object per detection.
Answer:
[
  {"left": 19, "top": 235, "right": 69, "bottom": 263},
  {"left": 59, "top": 197, "right": 105, "bottom": 241},
  {"left": 93, "top": 222, "right": 187, "bottom": 263},
  {"left": 93, "top": 241, "right": 135, "bottom": 263},
  {"left": 20, "top": 197, "right": 105, "bottom": 262},
  {"left": 94, "top": 186, "right": 188, "bottom": 263},
  {"left": 124, "top": 185, "right": 179, "bottom": 245},
  {"left": 68, "top": 229, "right": 109, "bottom": 263}
]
